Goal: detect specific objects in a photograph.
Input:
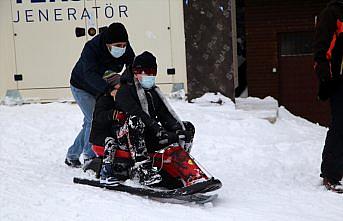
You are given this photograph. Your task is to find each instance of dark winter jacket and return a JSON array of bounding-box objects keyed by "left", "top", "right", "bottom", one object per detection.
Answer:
[
  {"left": 115, "top": 67, "right": 179, "bottom": 136},
  {"left": 89, "top": 93, "right": 120, "bottom": 146},
  {"left": 70, "top": 30, "right": 135, "bottom": 96},
  {"left": 314, "top": 1, "right": 343, "bottom": 82}
]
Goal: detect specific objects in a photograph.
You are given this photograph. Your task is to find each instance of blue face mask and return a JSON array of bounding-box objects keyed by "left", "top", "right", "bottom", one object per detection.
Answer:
[
  {"left": 139, "top": 76, "right": 156, "bottom": 89},
  {"left": 109, "top": 46, "right": 126, "bottom": 58}
]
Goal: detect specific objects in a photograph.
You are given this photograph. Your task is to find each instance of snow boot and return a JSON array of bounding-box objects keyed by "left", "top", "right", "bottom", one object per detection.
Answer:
[
  {"left": 323, "top": 178, "right": 343, "bottom": 193},
  {"left": 100, "top": 137, "right": 134, "bottom": 186},
  {"left": 134, "top": 159, "right": 162, "bottom": 186},
  {"left": 100, "top": 153, "right": 134, "bottom": 186},
  {"left": 100, "top": 162, "right": 120, "bottom": 186},
  {"left": 65, "top": 158, "right": 81, "bottom": 168}
]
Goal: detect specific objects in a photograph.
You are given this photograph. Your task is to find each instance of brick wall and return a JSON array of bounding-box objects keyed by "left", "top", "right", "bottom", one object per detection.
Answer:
[{"left": 245, "top": 0, "right": 328, "bottom": 99}]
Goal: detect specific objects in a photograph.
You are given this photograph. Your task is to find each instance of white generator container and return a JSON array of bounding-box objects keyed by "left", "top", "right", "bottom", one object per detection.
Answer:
[{"left": 0, "top": 0, "right": 187, "bottom": 103}]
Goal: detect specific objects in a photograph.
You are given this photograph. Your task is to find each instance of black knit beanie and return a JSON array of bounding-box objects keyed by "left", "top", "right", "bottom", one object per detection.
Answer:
[
  {"left": 133, "top": 51, "right": 157, "bottom": 70},
  {"left": 104, "top": 22, "right": 128, "bottom": 44},
  {"left": 103, "top": 71, "right": 121, "bottom": 87}
]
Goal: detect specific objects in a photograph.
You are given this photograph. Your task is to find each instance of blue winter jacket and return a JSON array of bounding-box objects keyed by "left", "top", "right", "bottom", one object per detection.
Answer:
[{"left": 70, "top": 31, "right": 135, "bottom": 96}]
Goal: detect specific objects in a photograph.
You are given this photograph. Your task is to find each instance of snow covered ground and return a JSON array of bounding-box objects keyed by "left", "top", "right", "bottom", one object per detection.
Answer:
[{"left": 0, "top": 94, "right": 342, "bottom": 221}]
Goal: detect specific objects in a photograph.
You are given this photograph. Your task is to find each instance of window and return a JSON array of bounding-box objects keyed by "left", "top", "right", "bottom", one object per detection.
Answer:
[{"left": 280, "top": 32, "right": 313, "bottom": 56}]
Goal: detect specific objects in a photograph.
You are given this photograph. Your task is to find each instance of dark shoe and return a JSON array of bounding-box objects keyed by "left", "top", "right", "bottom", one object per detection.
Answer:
[
  {"left": 149, "top": 170, "right": 184, "bottom": 190},
  {"left": 99, "top": 162, "right": 121, "bottom": 186},
  {"left": 134, "top": 159, "right": 162, "bottom": 186},
  {"left": 100, "top": 159, "right": 133, "bottom": 186},
  {"left": 323, "top": 178, "right": 343, "bottom": 193},
  {"left": 65, "top": 158, "right": 81, "bottom": 168},
  {"left": 100, "top": 163, "right": 119, "bottom": 186},
  {"left": 83, "top": 157, "right": 103, "bottom": 178}
]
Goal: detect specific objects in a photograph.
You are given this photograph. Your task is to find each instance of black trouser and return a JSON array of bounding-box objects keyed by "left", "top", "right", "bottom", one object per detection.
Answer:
[{"left": 321, "top": 83, "right": 343, "bottom": 182}]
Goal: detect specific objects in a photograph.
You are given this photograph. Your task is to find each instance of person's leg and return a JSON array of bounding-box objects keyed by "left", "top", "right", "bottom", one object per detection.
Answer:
[
  {"left": 75, "top": 86, "right": 96, "bottom": 160},
  {"left": 66, "top": 86, "right": 86, "bottom": 161},
  {"left": 100, "top": 137, "right": 120, "bottom": 185},
  {"left": 321, "top": 83, "right": 343, "bottom": 184},
  {"left": 127, "top": 116, "right": 147, "bottom": 158},
  {"left": 81, "top": 95, "right": 96, "bottom": 160},
  {"left": 66, "top": 86, "right": 96, "bottom": 162},
  {"left": 100, "top": 137, "right": 133, "bottom": 186},
  {"left": 122, "top": 116, "right": 161, "bottom": 185},
  {"left": 66, "top": 124, "right": 85, "bottom": 160}
]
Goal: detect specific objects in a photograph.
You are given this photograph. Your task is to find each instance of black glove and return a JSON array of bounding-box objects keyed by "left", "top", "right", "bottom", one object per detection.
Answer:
[
  {"left": 315, "top": 62, "right": 334, "bottom": 101},
  {"left": 176, "top": 130, "right": 193, "bottom": 143},
  {"left": 318, "top": 80, "right": 341, "bottom": 101},
  {"left": 156, "top": 130, "right": 179, "bottom": 146},
  {"left": 170, "top": 123, "right": 183, "bottom": 131},
  {"left": 317, "top": 81, "right": 331, "bottom": 101},
  {"left": 315, "top": 62, "right": 331, "bottom": 83},
  {"left": 147, "top": 121, "right": 163, "bottom": 137}
]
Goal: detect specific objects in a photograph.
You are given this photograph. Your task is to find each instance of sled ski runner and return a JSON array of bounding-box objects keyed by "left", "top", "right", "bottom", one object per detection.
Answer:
[
  {"left": 73, "top": 177, "right": 221, "bottom": 204},
  {"left": 76, "top": 144, "right": 222, "bottom": 204}
]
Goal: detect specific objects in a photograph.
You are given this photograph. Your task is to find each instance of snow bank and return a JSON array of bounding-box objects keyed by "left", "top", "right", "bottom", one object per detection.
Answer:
[{"left": 0, "top": 94, "right": 342, "bottom": 221}]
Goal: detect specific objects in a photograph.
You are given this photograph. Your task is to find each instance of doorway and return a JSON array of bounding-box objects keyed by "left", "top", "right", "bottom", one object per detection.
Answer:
[{"left": 278, "top": 31, "right": 330, "bottom": 126}]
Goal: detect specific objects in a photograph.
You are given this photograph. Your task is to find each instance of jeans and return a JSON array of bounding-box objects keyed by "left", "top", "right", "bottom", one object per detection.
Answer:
[{"left": 66, "top": 85, "right": 96, "bottom": 160}]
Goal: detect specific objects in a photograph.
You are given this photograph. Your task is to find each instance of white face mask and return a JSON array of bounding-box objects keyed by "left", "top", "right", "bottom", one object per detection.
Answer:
[
  {"left": 139, "top": 75, "right": 156, "bottom": 89},
  {"left": 109, "top": 46, "right": 126, "bottom": 58}
]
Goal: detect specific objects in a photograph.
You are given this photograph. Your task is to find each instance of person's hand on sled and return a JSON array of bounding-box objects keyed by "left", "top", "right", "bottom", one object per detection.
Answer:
[
  {"left": 156, "top": 130, "right": 179, "bottom": 146},
  {"left": 314, "top": 61, "right": 331, "bottom": 84},
  {"left": 176, "top": 130, "right": 193, "bottom": 143},
  {"left": 170, "top": 123, "right": 193, "bottom": 143},
  {"left": 314, "top": 61, "right": 334, "bottom": 101}
]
